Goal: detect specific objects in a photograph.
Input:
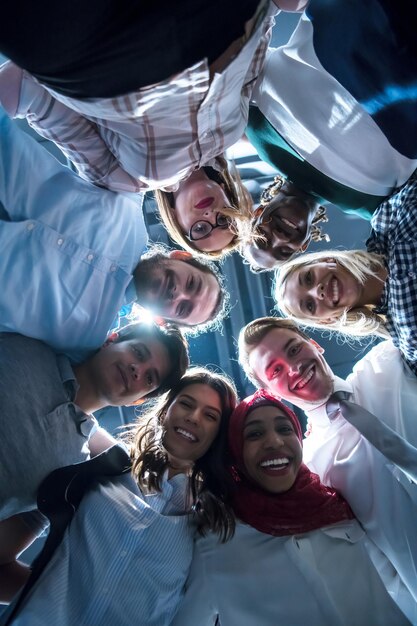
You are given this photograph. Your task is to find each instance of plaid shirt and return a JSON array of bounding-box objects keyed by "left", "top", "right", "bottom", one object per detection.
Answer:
[
  {"left": 367, "top": 171, "right": 417, "bottom": 376},
  {"left": 12, "top": 3, "right": 276, "bottom": 193}
]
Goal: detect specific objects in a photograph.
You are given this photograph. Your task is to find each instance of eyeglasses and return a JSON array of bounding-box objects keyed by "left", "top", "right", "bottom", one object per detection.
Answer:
[{"left": 187, "top": 212, "right": 232, "bottom": 242}]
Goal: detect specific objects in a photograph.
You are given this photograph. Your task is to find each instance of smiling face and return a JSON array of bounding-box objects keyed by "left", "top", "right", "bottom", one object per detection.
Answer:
[
  {"left": 283, "top": 260, "right": 363, "bottom": 321},
  {"left": 90, "top": 337, "right": 170, "bottom": 406},
  {"left": 247, "top": 184, "right": 319, "bottom": 267},
  {"left": 135, "top": 258, "right": 221, "bottom": 326},
  {"left": 242, "top": 405, "right": 302, "bottom": 493},
  {"left": 161, "top": 383, "right": 223, "bottom": 467},
  {"left": 247, "top": 328, "right": 333, "bottom": 406},
  {"left": 172, "top": 169, "right": 236, "bottom": 252}
]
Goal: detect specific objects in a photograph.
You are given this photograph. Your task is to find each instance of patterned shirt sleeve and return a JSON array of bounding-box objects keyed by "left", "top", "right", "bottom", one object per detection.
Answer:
[
  {"left": 367, "top": 172, "right": 417, "bottom": 375},
  {"left": 14, "top": 66, "right": 143, "bottom": 192}
]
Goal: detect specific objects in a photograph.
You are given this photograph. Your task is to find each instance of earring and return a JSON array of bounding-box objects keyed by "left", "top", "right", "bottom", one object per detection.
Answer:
[
  {"left": 129, "top": 397, "right": 146, "bottom": 407},
  {"left": 311, "top": 206, "right": 330, "bottom": 243},
  {"left": 259, "top": 176, "right": 285, "bottom": 206}
]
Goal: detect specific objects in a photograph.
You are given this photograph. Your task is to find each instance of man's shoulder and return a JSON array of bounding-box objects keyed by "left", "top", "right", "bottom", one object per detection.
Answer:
[
  {"left": 348, "top": 341, "right": 398, "bottom": 384},
  {"left": 348, "top": 339, "right": 416, "bottom": 404},
  {"left": 0, "top": 332, "right": 54, "bottom": 355},
  {"left": 0, "top": 332, "right": 74, "bottom": 380}
]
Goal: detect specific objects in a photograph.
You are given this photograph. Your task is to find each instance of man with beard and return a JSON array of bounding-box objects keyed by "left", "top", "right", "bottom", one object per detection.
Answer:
[
  {"left": 238, "top": 316, "right": 417, "bottom": 613},
  {"left": 0, "top": 109, "right": 225, "bottom": 363}
]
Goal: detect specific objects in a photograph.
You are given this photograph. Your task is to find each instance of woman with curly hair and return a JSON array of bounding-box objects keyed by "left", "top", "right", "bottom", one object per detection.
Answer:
[{"left": 0, "top": 368, "right": 238, "bottom": 625}]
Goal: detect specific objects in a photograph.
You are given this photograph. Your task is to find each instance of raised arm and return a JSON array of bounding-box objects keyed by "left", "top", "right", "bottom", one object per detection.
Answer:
[{"left": 0, "top": 61, "right": 143, "bottom": 193}]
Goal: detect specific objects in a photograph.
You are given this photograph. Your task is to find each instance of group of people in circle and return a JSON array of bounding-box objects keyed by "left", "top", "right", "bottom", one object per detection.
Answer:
[{"left": 0, "top": 0, "right": 417, "bottom": 624}]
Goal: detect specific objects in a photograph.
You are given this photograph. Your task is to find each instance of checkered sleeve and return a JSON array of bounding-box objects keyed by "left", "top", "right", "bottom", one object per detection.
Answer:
[{"left": 367, "top": 173, "right": 417, "bottom": 375}]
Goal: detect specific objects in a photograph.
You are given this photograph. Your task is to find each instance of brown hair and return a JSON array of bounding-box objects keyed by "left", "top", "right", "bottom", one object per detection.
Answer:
[
  {"left": 115, "top": 321, "right": 189, "bottom": 399},
  {"left": 135, "top": 244, "right": 230, "bottom": 335},
  {"left": 129, "top": 367, "right": 238, "bottom": 541},
  {"left": 155, "top": 158, "right": 253, "bottom": 261},
  {"left": 238, "top": 317, "right": 310, "bottom": 387}
]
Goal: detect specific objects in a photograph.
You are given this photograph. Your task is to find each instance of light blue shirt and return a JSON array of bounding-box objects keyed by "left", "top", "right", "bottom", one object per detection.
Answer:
[
  {"left": 16, "top": 472, "right": 193, "bottom": 626},
  {"left": 0, "top": 108, "right": 147, "bottom": 363}
]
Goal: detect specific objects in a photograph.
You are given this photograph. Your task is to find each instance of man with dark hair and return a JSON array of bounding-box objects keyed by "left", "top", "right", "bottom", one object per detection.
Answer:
[
  {"left": 238, "top": 316, "right": 417, "bottom": 606},
  {"left": 0, "top": 109, "right": 225, "bottom": 363},
  {"left": 134, "top": 246, "right": 227, "bottom": 332},
  {"left": 0, "top": 320, "right": 189, "bottom": 522}
]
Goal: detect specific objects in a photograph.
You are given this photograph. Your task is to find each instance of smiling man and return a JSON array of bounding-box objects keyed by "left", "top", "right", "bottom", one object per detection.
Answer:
[
  {"left": 0, "top": 109, "right": 225, "bottom": 363},
  {"left": 239, "top": 317, "right": 333, "bottom": 406},
  {"left": 134, "top": 248, "right": 224, "bottom": 327},
  {"left": 238, "top": 316, "right": 417, "bottom": 605},
  {"left": 242, "top": 176, "right": 327, "bottom": 270},
  {"left": 0, "top": 321, "right": 189, "bottom": 523}
]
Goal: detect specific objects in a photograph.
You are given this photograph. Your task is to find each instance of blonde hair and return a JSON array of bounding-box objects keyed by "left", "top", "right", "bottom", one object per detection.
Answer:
[
  {"left": 155, "top": 157, "right": 253, "bottom": 261},
  {"left": 273, "top": 249, "right": 389, "bottom": 338},
  {"left": 238, "top": 316, "right": 311, "bottom": 387}
]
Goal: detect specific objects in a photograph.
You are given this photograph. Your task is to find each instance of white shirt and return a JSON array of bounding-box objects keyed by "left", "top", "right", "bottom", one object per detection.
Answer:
[
  {"left": 303, "top": 340, "right": 417, "bottom": 614},
  {"left": 251, "top": 13, "right": 417, "bottom": 196},
  {"left": 173, "top": 519, "right": 412, "bottom": 626}
]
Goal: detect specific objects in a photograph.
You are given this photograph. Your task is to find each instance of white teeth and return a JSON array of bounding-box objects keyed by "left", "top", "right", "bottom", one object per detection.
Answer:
[
  {"left": 331, "top": 278, "right": 339, "bottom": 304},
  {"left": 282, "top": 217, "right": 296, "bottom": 229},
  {"left": 176, "top": 428, "right": 197, "bottom": 442},
  {"left": 293, "top": 367, "right": 314, "bottom": 390},
  {"left": 260, "top": 458, "right": 290, "bottom": 468}
]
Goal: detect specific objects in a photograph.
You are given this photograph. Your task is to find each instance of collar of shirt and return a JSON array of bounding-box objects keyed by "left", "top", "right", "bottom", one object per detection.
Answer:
[
  {"left": 55, "top": 352, "right": 79, "bottom": 401},
  {"left": 142, "top": 470, "right": 190, "bottom": 515},
  {"left": 305, "top": 376, "right": 352, "bottom": 429}
]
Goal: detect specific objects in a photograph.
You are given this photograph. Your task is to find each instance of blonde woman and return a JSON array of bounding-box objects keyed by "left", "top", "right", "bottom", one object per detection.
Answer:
[
  {"left": 273, "top": 228, "right": 417, "bottom": 376},
  {"left": 154, "top": 160, "right": 253, "bottom": 259},
  {"left": 274, "top": 248, "right": 387, "bottom": 333}
]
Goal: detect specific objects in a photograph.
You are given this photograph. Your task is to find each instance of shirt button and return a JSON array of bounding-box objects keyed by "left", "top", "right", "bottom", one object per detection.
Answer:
[
  {"left": 408, "top": 271, "right": 415, "bottom": 278},
  {"left": 57, "top": 238, "right": 64, "bottom": 246},
  {"left": 27, "top": 223, "right": 35, "bottom": 231},
  {"left": 110, "top": 264, "right": 117, "bottom": 272},
  {"left": 87, "top": 253, "right": 94, "bottom": 262},
  {"left": 120, "top": 550, "right": 127, "bottom": 557}
]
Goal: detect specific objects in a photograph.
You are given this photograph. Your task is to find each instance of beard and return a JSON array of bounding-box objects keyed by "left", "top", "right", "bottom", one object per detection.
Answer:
[{"left": 133, "top": 257, "right": 166, "bottom": 306}]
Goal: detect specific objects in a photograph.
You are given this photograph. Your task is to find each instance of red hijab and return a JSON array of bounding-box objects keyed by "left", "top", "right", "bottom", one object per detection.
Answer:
[{"left": 228, "top": 389, "right": 354, "bottom": 536}]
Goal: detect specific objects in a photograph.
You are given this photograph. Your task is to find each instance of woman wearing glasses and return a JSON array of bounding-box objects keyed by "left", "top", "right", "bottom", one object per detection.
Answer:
[{"left": 155, "top": 161, "right": 252, "bottom": 259}]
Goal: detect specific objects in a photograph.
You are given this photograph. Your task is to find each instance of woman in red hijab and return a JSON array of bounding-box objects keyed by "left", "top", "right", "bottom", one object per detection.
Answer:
[{"left": 172, "top": 390, "right": 415, "bottom": 626}]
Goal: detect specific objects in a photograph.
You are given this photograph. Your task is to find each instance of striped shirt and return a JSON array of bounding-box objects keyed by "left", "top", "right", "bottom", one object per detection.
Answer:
[
  {"left": 12, "top": 4, "right": 277, "bottom": 193},
  {"left": 16, "top": 473, "right": 193, "bottom": 626},
  {"left": 367, "top": 171, "right": 417, "bottom": 376}
]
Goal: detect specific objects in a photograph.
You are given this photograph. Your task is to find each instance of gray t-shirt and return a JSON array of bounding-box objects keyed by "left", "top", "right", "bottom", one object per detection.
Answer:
[{"left": 0, "top": 333, "right": 96, "bottom": 520}]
